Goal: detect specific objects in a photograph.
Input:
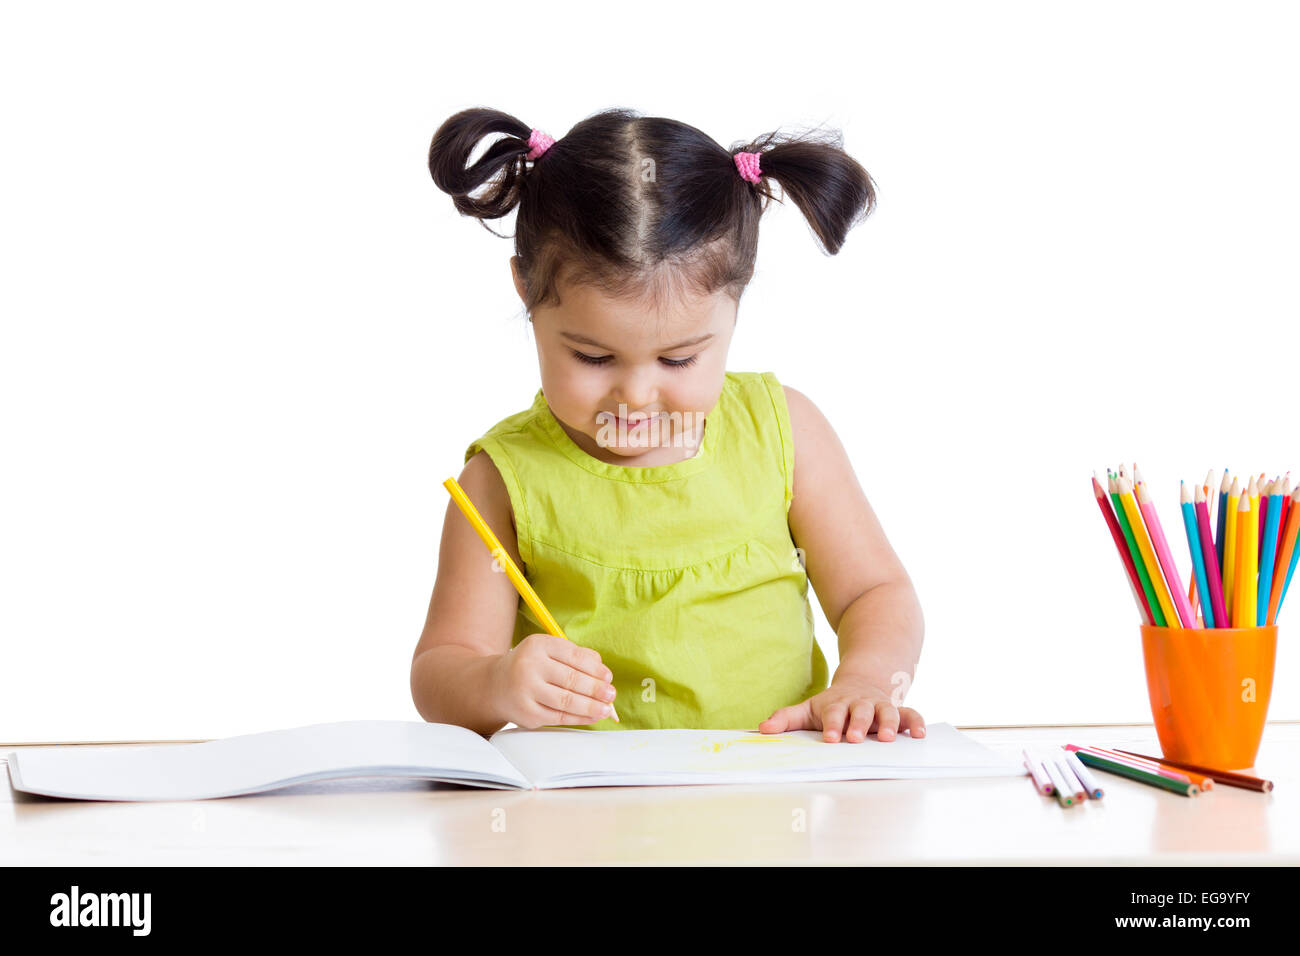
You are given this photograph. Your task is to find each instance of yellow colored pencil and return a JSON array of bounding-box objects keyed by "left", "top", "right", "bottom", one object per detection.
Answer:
[
  {"left": 1118, "top": 475, "right": 1179, "bottom": 628},
  {"left": 1234, "top": 492, "right": 1254, "bottom": 627},
  {"left": 1223, "top": 477, "right": 1240, "bottom": 619},
  {"left": 1243, "top": 480, "right": 1259, "bottom": 627},
  {"left": 442, "top": 476, "right": 619, "bottom": 722}
]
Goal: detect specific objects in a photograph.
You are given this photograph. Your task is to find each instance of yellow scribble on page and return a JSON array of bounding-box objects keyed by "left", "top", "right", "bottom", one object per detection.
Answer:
[{"left": 699, "top": 734, "right": 817, "bottom": 754}]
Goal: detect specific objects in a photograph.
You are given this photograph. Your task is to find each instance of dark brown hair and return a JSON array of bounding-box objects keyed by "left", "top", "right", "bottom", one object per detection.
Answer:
[{"left": 427, "top": 106, "right": 876, "bottom": 314}]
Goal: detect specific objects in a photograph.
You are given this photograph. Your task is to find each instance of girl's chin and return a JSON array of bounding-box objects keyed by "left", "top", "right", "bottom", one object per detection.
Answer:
[
  {"left": 594, "top": 419, "right": 672, "bottom": 446},
  {"left": 596, "top": 437, "right": 666, "bottom": 453}
]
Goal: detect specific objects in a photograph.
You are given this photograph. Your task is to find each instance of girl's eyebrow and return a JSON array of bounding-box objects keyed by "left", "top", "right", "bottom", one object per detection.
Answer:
[{"left": 561, "top": 331, "right": 715, "bottom": 352}]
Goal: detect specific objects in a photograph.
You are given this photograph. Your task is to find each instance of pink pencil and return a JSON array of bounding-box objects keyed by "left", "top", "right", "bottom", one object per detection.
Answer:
[
  {"left": 1137, "top": 479, "right": 1198, "bottom": 628},
  {"left": 1022, "top": 749, "right": 1053, "bottom": 795}
]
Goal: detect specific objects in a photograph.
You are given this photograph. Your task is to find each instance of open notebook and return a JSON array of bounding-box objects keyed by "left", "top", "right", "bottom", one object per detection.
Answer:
[{"left": 5, "top": 720, "right": 1025, "bottom": 801}]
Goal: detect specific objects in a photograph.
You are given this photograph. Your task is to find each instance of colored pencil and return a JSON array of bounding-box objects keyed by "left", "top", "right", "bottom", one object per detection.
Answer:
[
  {"left": 443, "top": 476, "right": 619, "bottom": 722},
  {"left": 1053, "top": 752, "right": 1087, "bottom": 800},
  {"left": 1258, "top": 481, "right": 1284, "bottom": 625},
  {"left": 1233, "top": 492, "right": 1248, "bottom": 626},
  {"left": 1276, "top": 475, "right": 1292, "bottom": 560},
  {"left": 1224, "top": 476, "right": 1240, "bottom": 619},
  {"left": 1114, "top": 749, "right": 1273, "bottom": 792},
  {"left": 1093, "top": 473, "right": 1154, "bottom": 625},
  {"left": 1189, "top": 469, "right": 1215, "bottom": 622},
  {"left": 1194, "top": 483, "right": 1228, "bottom": 629},
  {"left": 1118, "top": 475, "right": 1177, "bottom": 627},
  {"left": 1239, "top": 488, "right": 1258, "bottom": 628},
  {"left": 1275, "top": 485, "right": 1300, "bottom": 622},
  {"left": 1187, "top": 575, "right": 1201, "bottom": 625},
  {"left": 1064, "top": 750, "right": 1105, "bottom": 798},
  {"left": 1138, "top": 477, "right": 1196, "bottom": 627},
  {"left": 1257, "top": 475, "right": 1268, "bottom": 562},
  {"left": 1110, "top": 473, "right": 1165, "bottom": 626},
  {"left": 1181, "top": 482, "right": 1214, "bottom": 628},
  {"left": 1215, "top": 468, "right": 1230, "bottom": 575},
  {"left": 1079, "top": 745, "right": 1215, "bottom": 790},
  {"left": 1039, "top": 752, "right": 1076, "bottom": 806},
  {"left": 1023, "top": 749, "right": 1053, "bottom": 795},
  {"left": 1268, "top": 486, "right": 1300, "bottom": 629},
  {"left": 1067, "top": 745, "right": 1197, "bottom": 785},
  {"left": 1070, "top": 749, "right": 1200, "bottom": 797}
]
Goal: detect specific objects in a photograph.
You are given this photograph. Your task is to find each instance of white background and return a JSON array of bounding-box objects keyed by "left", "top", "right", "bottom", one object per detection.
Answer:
[{"left": 3, "top": 1, "right": 1297, "bottom": 742}]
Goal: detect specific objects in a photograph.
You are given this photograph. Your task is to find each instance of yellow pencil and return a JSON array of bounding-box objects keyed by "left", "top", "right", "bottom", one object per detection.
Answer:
[
  {"left": 1234, "top": 492, "right": 1254, "bottom": 627},
  {"left": 442, "top": 476, "right": 619, "bottom": 722},
  {"left": 1243, "top": 479, "right": 1259, "bottom": 627},
  {"left": 1117, "top": 475, "right": 1179, "bottom": 628},
  {"left": 1223, "top": 476, "right": 1240, "bottom": 619}
]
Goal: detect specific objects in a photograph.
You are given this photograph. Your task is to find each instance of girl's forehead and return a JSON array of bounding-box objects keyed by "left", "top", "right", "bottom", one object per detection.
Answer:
[
  {"left": 560, "top": 327, "right": 717, "bottom": 353},
  {"left": 548, "top": 281, "right": 735, "bottom": 340}
]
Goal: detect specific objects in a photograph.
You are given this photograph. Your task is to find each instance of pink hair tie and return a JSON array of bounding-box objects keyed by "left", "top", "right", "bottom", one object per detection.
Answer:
[
  {"left": 526, "top": 128, "right": 555, "bottom": 161},
  {"left": 734, "top": 151, "right": 762, "bottom": 184}
]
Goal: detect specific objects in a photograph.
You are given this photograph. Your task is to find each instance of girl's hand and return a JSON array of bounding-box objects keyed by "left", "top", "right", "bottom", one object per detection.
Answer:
[
  {"left": 758, "top": 677, "right": 926, "bottom": 743},
  {"left": 489, "top": 633, "right": 618, "bottom": 728}
]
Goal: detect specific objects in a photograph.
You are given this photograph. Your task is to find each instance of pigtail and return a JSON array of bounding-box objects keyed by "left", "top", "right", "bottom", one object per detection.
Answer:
[
  {"left": 428, "top": 106, "right": 877, "bottom": 315},
  {"left": 427, "top": 107, "right": 537, "bottom": 232},
  {"left": 733, "top": 125, "right": 877, "bottom": 255}
]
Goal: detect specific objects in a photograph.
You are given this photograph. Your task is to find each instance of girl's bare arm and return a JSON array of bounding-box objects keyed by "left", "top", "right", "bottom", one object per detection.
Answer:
[
  {"left": 410, "top": 452, "right": 617, "bottom": 734},
  {"left": 410, "top": 451, "right": 524, "bottom": 736}
]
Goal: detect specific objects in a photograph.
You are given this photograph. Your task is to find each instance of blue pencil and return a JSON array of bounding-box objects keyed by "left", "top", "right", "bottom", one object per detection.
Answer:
[
  {"left": 1258, "top": 485, "right": 1283, "bottom": 625},
  {"left": 1182, "top": 482, "right": 1214, "bottom": 627}
]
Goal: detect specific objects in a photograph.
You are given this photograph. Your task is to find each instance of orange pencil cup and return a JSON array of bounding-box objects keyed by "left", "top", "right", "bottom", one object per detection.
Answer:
[{"left": 1139, "top": 624, "right": 1278, "bottom": 770}]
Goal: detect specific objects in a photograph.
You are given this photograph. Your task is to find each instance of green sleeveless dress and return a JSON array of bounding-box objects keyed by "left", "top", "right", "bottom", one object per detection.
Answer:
[{"left": 464, "top": 370, "right": 828, "bottom": 730}]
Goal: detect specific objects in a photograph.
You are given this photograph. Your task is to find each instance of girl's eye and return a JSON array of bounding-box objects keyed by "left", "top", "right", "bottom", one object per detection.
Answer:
[{"left": 570, "top": 351, "right": 698, "bottom": 369}]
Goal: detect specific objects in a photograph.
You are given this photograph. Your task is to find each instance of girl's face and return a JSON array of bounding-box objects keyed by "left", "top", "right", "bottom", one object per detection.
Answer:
[{"left": 513, "top": 257, "right": 737, "bottom": 466}]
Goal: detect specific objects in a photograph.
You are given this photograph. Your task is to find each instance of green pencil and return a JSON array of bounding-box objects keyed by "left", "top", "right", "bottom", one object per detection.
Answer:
[{"left": 1073, "top": 751, "right": 1200, "bottom": 797}]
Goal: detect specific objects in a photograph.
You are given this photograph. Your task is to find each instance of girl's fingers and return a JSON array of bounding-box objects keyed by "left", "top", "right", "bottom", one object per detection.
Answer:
[
  {"left": 872, "top": 702, "right": 902, "bottom": 741},
  {"left": 818, "top": 700, "right": 851, "bottom": 742},
  {"left": 543, "top": 634, "right": 612, "bottom": 682},
  {"left": 899, "top": 707, "right": 927, "bottom": 738},
  {"left": 542, "top": 660, "right": 616, "bottom": 713},
  {"left": 844, "top": 700, "right": 877, "bottom": 743},
  {"left": 532, "top": 705, "right": 610, "bottom": 727},
  {"left": 537, "top": 665, "right": 615, "bottom": 722},
  {"left": 758, "top": 701, "right": 812, "bottom": 733}
]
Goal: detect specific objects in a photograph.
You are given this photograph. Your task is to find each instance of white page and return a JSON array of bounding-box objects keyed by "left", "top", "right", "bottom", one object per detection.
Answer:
[
  {"left": 489, "top": 722, "right": 1026, "bottom": 788},
  {"left": 5, "top": 720, "right": 530, "bottom": 801}
]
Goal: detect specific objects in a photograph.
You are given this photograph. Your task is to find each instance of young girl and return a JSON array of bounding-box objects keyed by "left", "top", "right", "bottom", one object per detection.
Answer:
[{"left": 412, "top": 107, "right": 925, "bottom": 744}]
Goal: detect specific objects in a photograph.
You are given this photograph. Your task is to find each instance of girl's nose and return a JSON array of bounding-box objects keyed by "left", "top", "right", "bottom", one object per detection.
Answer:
[{"left": 613, "top": 369, "right": 659, "bottom": 412}]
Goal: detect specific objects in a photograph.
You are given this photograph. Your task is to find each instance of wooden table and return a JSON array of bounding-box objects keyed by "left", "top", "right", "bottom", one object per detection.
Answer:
[{"left": 4, "top": 724, "right": 1296, "bottom": 865}]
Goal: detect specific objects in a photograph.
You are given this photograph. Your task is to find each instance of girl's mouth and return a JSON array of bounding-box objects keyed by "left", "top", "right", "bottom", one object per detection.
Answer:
[{"left": 609, "top": 413, "right": 661, "bottom": 429}]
